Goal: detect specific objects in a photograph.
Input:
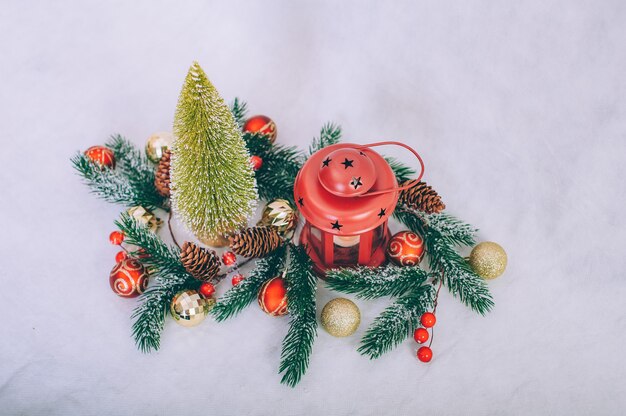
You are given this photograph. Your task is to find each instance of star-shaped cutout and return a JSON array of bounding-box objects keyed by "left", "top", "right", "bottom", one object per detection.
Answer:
[
  {"left": 377, "top": 208, "right": 387, "bottom": 218},
  {"left": 350, "top": 176, "right": 363, "bottom": 189},
  {"left": 331, "top": 220, "right": 343, "bottom": 231},
  {"left": 297, "top": 197, "right": 304, "bottom": 207},
  {"left": 341, "top": 158, "right": 354, "bottom": 169},
  {"left": 322, "top": 157, "right": 332, "bottom": 167}
]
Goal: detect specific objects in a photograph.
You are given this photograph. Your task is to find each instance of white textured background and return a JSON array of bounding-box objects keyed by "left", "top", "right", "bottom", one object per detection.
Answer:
[{"left": 1, "top": 1, "right": 625, "bottom": 415}]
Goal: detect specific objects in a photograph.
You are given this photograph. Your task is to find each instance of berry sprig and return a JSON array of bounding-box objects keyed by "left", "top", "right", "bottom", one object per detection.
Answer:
[
  {"left": 222, "top": 251, "right": 247, "bottom": 286},
  {"left": 110, "top": 230, "right": 133, "bottom": 262},
  {"left": 413, "top": 279, "right": 442, "bottom": 363}
]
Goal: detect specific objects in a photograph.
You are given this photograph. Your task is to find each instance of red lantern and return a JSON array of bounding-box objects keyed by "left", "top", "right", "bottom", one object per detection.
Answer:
[{"left": 293, "top": 141, "right": 424, "bottom": 276}]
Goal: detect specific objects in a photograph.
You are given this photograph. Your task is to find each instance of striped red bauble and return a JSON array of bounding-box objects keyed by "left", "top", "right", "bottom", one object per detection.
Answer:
[
  {"left": 109, "top": 258, "right": 149, "bottom": 298},
  {"left": 386, "top": 230, "right": 425, "bottom": 267}
]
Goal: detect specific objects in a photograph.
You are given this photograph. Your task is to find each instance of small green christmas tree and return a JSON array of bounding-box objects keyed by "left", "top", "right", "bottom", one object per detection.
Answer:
[{"left": 171, "top": 62, "right": 257, "bottom": 242}]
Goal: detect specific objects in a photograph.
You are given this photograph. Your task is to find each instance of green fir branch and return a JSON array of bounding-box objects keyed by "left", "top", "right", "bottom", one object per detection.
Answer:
[
  {"left": 396, "top": 209, "right": 477, "bottom": 248},
  {"left": 426, "top": 229, "right": 493, "bottom": 315},
  {"left": 280, "top": 244, "right": 318, "bottom": 387},
  {"left": 211, "top": 245, "right": 288, "bottom": 322},
  {"left": 130, "top": 275, "right": 189, "bottom": 353},
  {"left": 308, "top": 122, "right": 342, "bottom": 156},
  {"left": 386, "top": 157, "right": 417, "bottom": 183},
  {"left": 71, "top": 152, "right": 167, "bottom": 210},
  {"left": 106, "top": 135, "right": 158, "bottom": 185},
  {"left": 426, "top": 212, "right": 477, "bottom": 247},
  {"left": 358, "top": 284, "right": 435, "bottom": 359},
  {"left": 243, "top": 132, "right": 305, "bottom": 203},
  {"left": 115, "top": 214, "right": 194, "bottom": 352},
  {"left": 230, "top": 98, "right": 249, "bottom": 128},
  {"left": 394, "top": 209, "right": 493, "bottom": 315},
  {"left": 325, "top": 265, "right": 431, "bottom": 299}
]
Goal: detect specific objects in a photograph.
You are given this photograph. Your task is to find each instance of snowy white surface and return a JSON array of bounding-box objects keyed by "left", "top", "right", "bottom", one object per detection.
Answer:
[{"left": 1, "top": 1, "right": 625, "bottom": 415}]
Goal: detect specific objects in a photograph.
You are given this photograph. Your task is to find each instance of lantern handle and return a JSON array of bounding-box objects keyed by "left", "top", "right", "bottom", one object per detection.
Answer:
[{"left": 356, "top": 141, "right": 425, "bottom": 197}]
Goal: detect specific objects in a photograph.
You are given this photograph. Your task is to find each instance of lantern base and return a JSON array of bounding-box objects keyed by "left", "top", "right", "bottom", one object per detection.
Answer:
[{"left": 299, "top": 224, "right": 390, "bottom": 278}]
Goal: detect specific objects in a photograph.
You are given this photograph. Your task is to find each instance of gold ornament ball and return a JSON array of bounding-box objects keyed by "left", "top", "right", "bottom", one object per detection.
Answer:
[
  {"left": 321, "top": 298, "right": 361, "bottom": 337},
  {"left": 170, "top": 290, "right": 210, "bottom": 327},
  {"left": 146, "top": 132, "right": 173, "bottom": 163},
  {"left": 127, "top": 206, "right": 162, "bottom": 232},
  {"left": 469, "top": 241, "right": 507, "bottom": 279},
  {"left": 258, "top": 199, "right": 299, "bottom": 238}
]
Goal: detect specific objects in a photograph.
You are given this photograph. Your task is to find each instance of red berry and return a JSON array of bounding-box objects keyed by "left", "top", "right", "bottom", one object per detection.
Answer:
[
  {"left": 109, "top": 231, "right": 124, "bottom": 245},
  {"left": 413, "top": 328, "right": 429, "bottom": 344},
  {"left": 199, "top": 282, "right": 216, "bottom": 297},
  {"left": 222, "top": 251, "right": 237, "bottom": 266},
  {"left": 250, "top": 155, "right": 263, "bottom": 171},
  {"left": 420, "top": 312, "right": 436, "bottom": 328},
  {"left": 232, "top": 274, "right": 245, "bottom": 286},
  {"left": 115, "top": 251, "right": 128, "bottom": 263},
  {"left": 417, "top": 346, "right": 433, "bottom": 362}
]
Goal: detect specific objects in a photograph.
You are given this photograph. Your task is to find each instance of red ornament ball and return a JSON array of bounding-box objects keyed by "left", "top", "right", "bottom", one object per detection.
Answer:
[
  {"left": 231, "top": 273, "right": 245, "bottom": 286},
  {"left": 420, "top": 312, "right": 436, "bottom": 328},
  {"left": 115, "top": 251, "right": 128, "bottom": 263},
  {"left": 413, "top": 327, "right": 429, "bottom": 344},
  {"left": 250, "top": 155, "right": 263, "bottom": 171},
  {"left": 222, "top": 251, "right": 237, "bottom": 266},
  {"left": 417, "top": 346, "right": 433, "bottom": 362},
  {"left": 109, "top": 258, "right": 149, "bottom": 298},
  {"left": 258, "top": 276, "right": 288, "bottom": 317},
  {"left": 198, "top": 282, "right": 216, "bottom": 297},
  {"left": 243, "top": 115, "right": 277, "bottom": 143},
  {"left": 85, "top": 146, "right": 115, "bottom": 168},
  {"left": 109, "top": 231, "right": 124, "bottom": 245},
  {"left": 386, "top": 231, "right": 425, "bottom": 267}
]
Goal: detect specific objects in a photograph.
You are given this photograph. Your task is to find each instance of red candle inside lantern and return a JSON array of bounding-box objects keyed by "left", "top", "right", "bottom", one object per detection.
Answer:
[{"left": 293, "top": 142, "right": 424, "bottom": 276}]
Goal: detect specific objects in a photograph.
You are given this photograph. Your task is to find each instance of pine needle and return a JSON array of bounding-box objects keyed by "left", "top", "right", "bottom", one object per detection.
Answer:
[
  {"left": 308, "top": 122, "right": 342, "bottom": 156},
  {"left": 326, "top": 265, "right": 431, "bottom": 299},
  {"left": 279, "top": 244, "right": 318, "bottom": 387}
]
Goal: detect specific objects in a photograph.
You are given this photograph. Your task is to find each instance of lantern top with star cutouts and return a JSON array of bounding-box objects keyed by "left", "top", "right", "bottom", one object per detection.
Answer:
[{"left": 293, "top": 143, "right": 399, "bottom": 235}]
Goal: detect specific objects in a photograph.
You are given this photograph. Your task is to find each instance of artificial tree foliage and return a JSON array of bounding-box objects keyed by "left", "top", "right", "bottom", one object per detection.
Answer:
[{"left": 170, "top": 62, "right": 257, "bottom": 242}]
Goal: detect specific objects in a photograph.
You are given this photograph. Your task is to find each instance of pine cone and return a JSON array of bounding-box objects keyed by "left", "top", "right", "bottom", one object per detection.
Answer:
[
  {"left": 230, "top": 226, "right": 283, "bottom": 258},
  {"left": 155, "top": 150, "right": 171, "bottom": 197},
  {"left": 180, "top": 241, "right": 220, "bottom": 281},
  {"left": 398, "top": 180, "right": 446, "bottom": 214}
]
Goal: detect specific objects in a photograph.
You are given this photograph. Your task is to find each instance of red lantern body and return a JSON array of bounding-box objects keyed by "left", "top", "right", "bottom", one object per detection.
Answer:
[{"left": 293, "top": 143, "right": 402, "bottom": 276}]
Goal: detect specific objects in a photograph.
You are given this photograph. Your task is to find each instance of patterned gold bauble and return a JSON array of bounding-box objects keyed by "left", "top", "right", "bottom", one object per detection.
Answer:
[
  {"left": 320, "top": 298, "right": 361, "bottom": 337},
  {"left": 145, "top": 132, "right": 173, "bottom": 163},
  {"left": 127, "top": 206, "right": 162, "bottom": 232},
  {"left": 170, "top": 290, "right": 210, "bottom": 327},
  {"left": 469, "top": 241, "right": 507, "bottom": 279},
  {"left": 257, "top": 199, "right": 298, "bottom": 238}
]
